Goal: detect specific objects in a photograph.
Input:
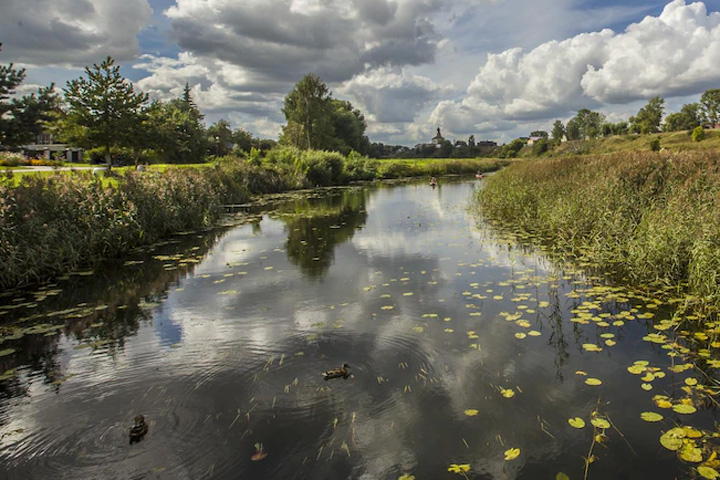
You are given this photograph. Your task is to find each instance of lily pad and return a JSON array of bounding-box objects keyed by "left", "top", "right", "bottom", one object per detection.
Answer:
[
  {"left": 504, "top": 448, "right": 520, "bottom": 461},
  {"left": 585, "top": 378, "right": 602, "bottom": 386},
  {"left": 590, "top": 418, "right": 610, "bottom": 429},
  {"left": 672, "top": 404, "right": 697, "bottom": 415},
  {"left": 568, "top": 417, "right": 586, "bottom": 429},
  {"left": 464, "top": 409, "right": 479, "bottom": 416},
  {"left": 698, "top": 466, "right": 720, "bottom": 479},
  {"left": 640, "top": 412, "right": 663, "bottom": 422}
]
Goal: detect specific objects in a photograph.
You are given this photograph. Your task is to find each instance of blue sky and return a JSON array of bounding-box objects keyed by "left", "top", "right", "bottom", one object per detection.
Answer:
[{"left": 3, "top": 0, "right": 720, "bottom": 145}]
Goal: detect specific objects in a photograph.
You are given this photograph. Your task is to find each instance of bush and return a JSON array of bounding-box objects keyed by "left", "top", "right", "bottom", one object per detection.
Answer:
[
  {"left": 297, "top": 150, "right": 345, "bottom": 186},
  {"left": 0, "top": 152, "right": 26, "bottom": 167},
  {"left": 692, "top": 126, "right": 705, "bottom": 142},
  {"left": 532, "top": 138, "right": 550, "bottom": 156},
  {"left": 344, "top": 151, "right": 378, "bottom": 181},
  {"left": 649, "top": 138, "right": 661, "bottom": 151}
]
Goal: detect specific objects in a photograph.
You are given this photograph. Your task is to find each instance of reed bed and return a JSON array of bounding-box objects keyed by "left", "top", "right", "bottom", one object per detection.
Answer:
[{"left": 477, "top": 151, "right": 720, "bottom": 307}]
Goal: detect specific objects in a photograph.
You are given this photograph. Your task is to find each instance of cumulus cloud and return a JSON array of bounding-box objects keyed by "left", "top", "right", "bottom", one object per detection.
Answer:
[
  {"left": 0, "top": 0, "right": 152, "bottom": 66},
  {"left": 164, "top": 0, "right": 444, "bottom": 85},
  {"left": 432, "top": 0, "right": 720, "bottom": 130},
  {"left": 337, "top": 68, "right": 454, "bottom": 123},
  {"left": 134, "top": 54, "right": 285, "bottom": 119}
]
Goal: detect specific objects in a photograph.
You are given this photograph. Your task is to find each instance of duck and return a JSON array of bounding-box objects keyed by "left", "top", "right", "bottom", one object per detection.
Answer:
[
  {"left": 129, "top": 414, "right": 148, "bottom": 441},
  {"left": 322, "top": 363, "right": 350, "bottom": 380}
]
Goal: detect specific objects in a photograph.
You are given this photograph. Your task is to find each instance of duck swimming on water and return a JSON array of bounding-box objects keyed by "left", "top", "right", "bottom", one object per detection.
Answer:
[
  {"left": 129, "top": 414, "right": 148, "bottom": 442},
  {"left": 322, "top": 363, "right": 350, "bottom": 380}
]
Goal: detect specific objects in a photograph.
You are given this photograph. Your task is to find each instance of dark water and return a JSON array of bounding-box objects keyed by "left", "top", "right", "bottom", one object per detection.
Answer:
[{"left": 0, "top": 179, "right": 712, "bottom": 479}]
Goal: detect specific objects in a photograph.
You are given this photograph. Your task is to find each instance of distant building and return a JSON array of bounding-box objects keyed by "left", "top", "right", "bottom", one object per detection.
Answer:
[
  {"left": 432, "top": 127, "right": 445, "bottom": 147},
  {"left": 21, "top": 133, "right": 83, "bottom": 162},
  {"left": 527, "top": 136, "right": 544, "bottom": 146}
]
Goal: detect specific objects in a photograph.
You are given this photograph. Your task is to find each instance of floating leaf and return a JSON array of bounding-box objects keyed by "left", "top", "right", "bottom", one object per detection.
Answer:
[
  {"left": 448, "top": 464, "right": 470, "bottom": 474},
  {"left": 504, "top": 448, "right": 520, "bottom": 461},
  {"left": 500, "top": 388, "right": 515, "bottom": 398},
  {"left": 641, "top": 383, "right": 653, "bottom": 391},
  {"left": 568, "top": 417, "right": 586, "bottom": 429},
  {"left": 660, "top": 429, "right": 684, "bottom": 451},
  {"left": 685, "top": 378, "right": 698, "bottom": 386},
  {"left": 556, "top": 474, "right": 570, "bottom": 480},
  {"left": 0, "top": 348, "right": 15, "bottom": 357},
  {"left": 575, "top": 371, "right": 588, "bottom": 376},
  {"left": 398, "top": 475, "right": 416, "bottom": 480},
  {"left": 582, "top": 343, "right": 603, "bottom": 352},
  {"left": 698, "top": 467, "right": 720, "bottom": 480},
  {"left": 585, "top": 378, "right": 602, "bottom": 386},
  {"left": 464, "top": 409, "right": 479, "bottom": 417},
  {"left": 412, "top": 326, "right": 424, "bottom": 333},
  {"left": 679, "top": 444, "right": 703, "bottom": 463},
  {"left": 590, "top": 418, "right": 610, "bottom": 429},
  {"left": 515, "top": 333, "right": 527, "bottom": 339},
  {"left": 528, "top": 330, "right": 541, "bottom": 337},
  {"left": 640, "top": 412, "right": 663, "bottom": 422},
  {"left": 672, "top": 404, "right": 697, "bottom": 415}
]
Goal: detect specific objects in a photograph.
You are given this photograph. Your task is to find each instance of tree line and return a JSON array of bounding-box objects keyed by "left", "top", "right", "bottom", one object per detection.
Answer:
[{"left": 0, "top": 58, "right": 371, "bottom": 165}]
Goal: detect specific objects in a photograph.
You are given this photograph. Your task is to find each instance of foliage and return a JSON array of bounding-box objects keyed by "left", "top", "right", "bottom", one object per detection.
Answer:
[
  {"left": 532, "top": 138, "right": 550, "bottom": 156},
  {"left": 700, "top": 88, "right": 720, "bottom": 127},
  {"left": 328, "top": 99, "right": 370, "bottom": 155},
  {"left": 144, "top": 95, "right": 207, "bottom": 164},
  {"left": 530, "top": 130, "right": 548, "bottom": 138},
  {"left": 477, "top": 150, "right": 720, "bottom": 308},
  {"left": 63, "top": 57, "right": 149, "bottom": 165},
  {"left": 692, "top": 125, "right": 705, "bottom": 142},
  {"left": 664, "top": 103, "right": 702, "bottom": 132},
  {"left": 567, "top": 109, "right": 605, "bottom": 140},
  {"left": 207, "top": 119, "right": 233, "bottom": 157},
  {"left": 630, "top": 96, "right": 665, "bottom": 134},
  {"left": 500, "top": 139, "right": 526, "bottom": 158},
  {"left": 281, "top": 73, "right": 334, "bottom": 150},
  {"left": 551, "top": 121, "right": 565, "bottom": 144},
  {"left": 649, "top": 137, "right": 661, "bottom": 151}
]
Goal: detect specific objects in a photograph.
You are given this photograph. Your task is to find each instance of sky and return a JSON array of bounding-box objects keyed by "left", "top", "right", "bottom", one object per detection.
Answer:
[{"left": 2, "top": 0, "right": 720, "bottom": 145}]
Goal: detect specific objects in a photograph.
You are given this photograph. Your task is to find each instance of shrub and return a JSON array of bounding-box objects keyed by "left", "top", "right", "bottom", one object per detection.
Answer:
[
  {"left": 344, "top": 151, "right": 378, "bottom": 181},
  {"left": 297, "top": 150, "right": 345, "bottom": 186},
  {"left": 532, "top": 138, "right": 550, "bottom": 156},
  {"left": 0, "top": 152, "right": 26, "bottom": 167},
  {"left": 649, "top": 138, "right": 661, "bottom": 151},
  {"left": 692, "top": 126, "right": 705, "bottom": 142}
]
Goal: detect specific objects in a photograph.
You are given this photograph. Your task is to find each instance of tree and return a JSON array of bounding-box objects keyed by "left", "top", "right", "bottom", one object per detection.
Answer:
[
  {"left": 64, "top": 57, "right": 148, "bottom": 166},
  {"left": 3, "top": 84, "right": 62, "bottom": 147},
  {"left": 281, "top": 73, "right": 334, "bottom": 150},
  {"left": 328, "top": 99, "right": 369, "bottom": 154},
  {"left": 141, "top": 97, "right": 207, "bottom": 163},
  {"left": 207, "top": 119, "right": 233, "bottom": 157},
  {"left": 567, "top": 109, "right": 605, "bottom": 139},
  {"left": 663, "top": 104, "right": 701, "bottom": 132},
  {"left": 551, "top": 120, "right": 565, "bottom": 143},
  {"left": 468, "top": 135, "right": 475, "bottom": 147},
  {"left": 0, "top": 62, "right": 27, "bottom": 146},
  {"left": 612, "top": 121, "right": 629, "bottom": 135},
  {"left": 629, "top": 96, "right": 664, "bottom": 134},
  {"left": 232, "top": 128, "right": 254, "bottom": 154},
  {"left": 700, "top": 89, "right": 720, "bottom": 128},
  {"left": 530, "top": 130, "right": 548, "bottom": 138}
]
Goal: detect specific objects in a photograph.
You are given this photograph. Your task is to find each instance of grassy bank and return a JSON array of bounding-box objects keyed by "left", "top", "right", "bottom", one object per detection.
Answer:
[
  {"left": 1, "top": 152, "right": 505, "bottom": 288},
  {"left": 476, "top": 150, "right": 720, "bottom": 310}
]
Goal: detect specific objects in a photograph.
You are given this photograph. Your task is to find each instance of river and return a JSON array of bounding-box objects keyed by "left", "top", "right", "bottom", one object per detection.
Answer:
[{"left": 0, "top": 178, "right": 713, "bottom": 479}]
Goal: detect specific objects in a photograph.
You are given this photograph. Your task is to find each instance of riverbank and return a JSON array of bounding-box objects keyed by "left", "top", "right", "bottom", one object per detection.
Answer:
[
  {"left": 476, "top": 149, "right": 720, "bottom": 314},
  {"left": 0, "top": 153, "right": 507, "bottom": 288}
]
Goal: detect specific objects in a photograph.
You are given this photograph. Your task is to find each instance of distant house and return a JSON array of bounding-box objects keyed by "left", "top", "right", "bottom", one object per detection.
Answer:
[
  {"left": 21, "top": 133, "right": 83, "bottom": 162},
  {"left": 527, "top": 136, "right": 544, "bottom": 146}
]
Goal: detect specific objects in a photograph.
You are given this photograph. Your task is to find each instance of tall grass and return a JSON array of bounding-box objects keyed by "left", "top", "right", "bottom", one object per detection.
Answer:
[
  {"left": 476, "top": 151, "right": 720, "bottom": 307},
  {"left": 1, "top": 152, "right": 501, "bottom": 288}
]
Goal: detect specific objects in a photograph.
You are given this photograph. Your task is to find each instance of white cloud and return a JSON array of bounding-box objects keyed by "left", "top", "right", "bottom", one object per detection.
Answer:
[
  {"left": 0, "top": 0, "right": 152, "bottom": 67},
  {"left": 431, "top": 0, "right": 720, "bottom": 137},
  {"left": 337, "top": 68, "right": 455, "bottom": 123}
]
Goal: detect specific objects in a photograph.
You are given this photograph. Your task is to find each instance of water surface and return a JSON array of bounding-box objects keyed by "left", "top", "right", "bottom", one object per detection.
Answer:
[{"left": 0, "top": 179, "right": 711, "bottom": 479}]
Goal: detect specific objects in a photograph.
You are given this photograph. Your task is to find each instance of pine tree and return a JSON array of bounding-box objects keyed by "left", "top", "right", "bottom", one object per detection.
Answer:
[{"left": 64, "top": 56, "right": 148, "bottom": 166}]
